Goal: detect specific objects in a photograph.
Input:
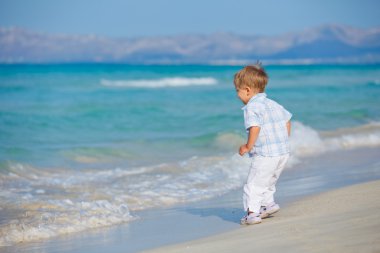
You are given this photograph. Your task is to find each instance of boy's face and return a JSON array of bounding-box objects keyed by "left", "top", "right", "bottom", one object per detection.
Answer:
[{"left": 235, "top": 85, "right": 254, "bottom": 105}]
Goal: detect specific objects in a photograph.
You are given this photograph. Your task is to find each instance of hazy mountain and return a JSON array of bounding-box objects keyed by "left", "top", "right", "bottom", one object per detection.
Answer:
[{"left": 0, "top": 24, "right": 379, "bottom": 64}]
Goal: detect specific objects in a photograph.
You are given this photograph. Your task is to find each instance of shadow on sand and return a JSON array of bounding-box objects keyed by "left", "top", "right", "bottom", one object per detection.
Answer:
[{"left": 183, "top": 207, "right": 243, "bottom": 224}]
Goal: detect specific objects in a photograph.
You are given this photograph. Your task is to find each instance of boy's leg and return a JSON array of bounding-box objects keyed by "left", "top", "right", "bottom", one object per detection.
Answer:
[
  {"left": 243, "top": 155, "right": 283, "bottom": 214},
  {"left": 262, "top": 154, "right": 289, "bottom": 207},
  {"left": 243, "top": 159, "right": 258, "bottom": 212}
]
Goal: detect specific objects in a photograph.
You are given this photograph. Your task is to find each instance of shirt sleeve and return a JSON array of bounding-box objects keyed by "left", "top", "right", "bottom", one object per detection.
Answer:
[{"left": 244, "top": 105, "right": 262, "bottom": 130}]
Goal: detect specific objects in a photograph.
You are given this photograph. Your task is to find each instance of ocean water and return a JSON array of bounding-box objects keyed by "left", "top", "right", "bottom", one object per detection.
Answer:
[{"left": 0, "top": 64, "right": 380, "bottom": 245}]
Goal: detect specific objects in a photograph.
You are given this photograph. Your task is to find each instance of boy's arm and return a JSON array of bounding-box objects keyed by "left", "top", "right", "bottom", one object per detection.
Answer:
[
  {"left": 239, "top": 126, "right": 260, "bottom": 156},
  {"left": 286, "top": 120, "right": 291, "bottom": 136}
]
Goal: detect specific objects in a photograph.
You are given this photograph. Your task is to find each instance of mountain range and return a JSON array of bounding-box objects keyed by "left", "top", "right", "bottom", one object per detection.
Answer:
[{"left": 1, "top": 24, "right": 379, "bottom": 64}]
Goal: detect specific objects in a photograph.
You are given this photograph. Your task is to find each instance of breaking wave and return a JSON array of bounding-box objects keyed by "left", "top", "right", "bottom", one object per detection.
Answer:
[{"left": 100, "top": 77, "right": 218, "bottom": 88}]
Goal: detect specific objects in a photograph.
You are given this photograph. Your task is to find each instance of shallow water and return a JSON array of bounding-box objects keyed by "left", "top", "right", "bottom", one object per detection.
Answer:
[{"left": 2, "top": 147, "right": 380, "bottom": 253}]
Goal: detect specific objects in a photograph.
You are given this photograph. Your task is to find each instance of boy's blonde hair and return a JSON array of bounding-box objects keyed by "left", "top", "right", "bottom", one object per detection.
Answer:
[{"left": 234, "top": 64, "right": 268, "bottom": 92}]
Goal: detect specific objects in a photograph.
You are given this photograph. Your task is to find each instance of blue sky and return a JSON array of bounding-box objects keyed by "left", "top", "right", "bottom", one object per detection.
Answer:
[{"left": 0, "top": 0, "right": 379, "bottom": 37}]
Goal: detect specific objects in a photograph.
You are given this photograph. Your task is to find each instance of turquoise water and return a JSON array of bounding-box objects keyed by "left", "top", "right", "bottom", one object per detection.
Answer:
[
  {"left": 0, "top": 64, "right": 380, "bottom": 245},
  {"left": 1, "top": 64, "right": 379, "bottom": 168}
]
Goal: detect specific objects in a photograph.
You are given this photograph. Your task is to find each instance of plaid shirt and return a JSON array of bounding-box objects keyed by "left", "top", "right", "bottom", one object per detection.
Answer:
[{"left": 242, "top": 93, "right": 292, "bottom": 157}]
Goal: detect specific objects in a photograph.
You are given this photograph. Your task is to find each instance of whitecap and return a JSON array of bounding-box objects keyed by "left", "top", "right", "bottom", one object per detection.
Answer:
[
  {"left": 290, "top": 121, "right": 380, "bottom": 157},
  {"left": 100, "top": 77, "right": 218, "bottom": 88}
]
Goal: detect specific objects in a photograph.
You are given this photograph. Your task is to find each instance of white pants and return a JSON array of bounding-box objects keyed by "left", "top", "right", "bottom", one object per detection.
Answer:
[{"left": 243, "top": 154, "right": 289, "bottom": 213}]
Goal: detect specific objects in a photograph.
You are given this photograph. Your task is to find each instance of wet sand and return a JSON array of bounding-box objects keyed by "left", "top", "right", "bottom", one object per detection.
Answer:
[{"left": 144, "top": 180, "right": 380, "bottom": 253}]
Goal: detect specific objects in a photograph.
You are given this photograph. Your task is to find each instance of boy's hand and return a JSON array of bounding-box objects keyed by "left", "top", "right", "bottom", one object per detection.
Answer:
[
  {"left": 239, "top": 126, "right": 259, "bottom": 156},
  {"left": 239, "top": 144, "right": 249, "bottom": 156}
]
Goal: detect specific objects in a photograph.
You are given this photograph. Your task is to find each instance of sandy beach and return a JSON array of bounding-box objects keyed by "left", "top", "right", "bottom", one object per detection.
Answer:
[{"left": 143, "top": 180, "right": 380, "bottom": 253}]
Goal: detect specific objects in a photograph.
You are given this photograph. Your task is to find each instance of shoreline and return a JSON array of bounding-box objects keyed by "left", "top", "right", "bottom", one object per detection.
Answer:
[
  {"left": 2, "top": 147, "right": 380, "bottom": 253},
  {"left": 143, "top": 179, "right": 380, "bottom": 253}
]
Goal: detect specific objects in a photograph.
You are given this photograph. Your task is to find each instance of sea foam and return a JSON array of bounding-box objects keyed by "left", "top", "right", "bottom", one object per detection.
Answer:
[
  {"left": 291, "top": 121, "right": 380, "bottom": 155},
  {"left": 0, "top": 155, "right": 249, "bottom": 245},
  {"left": 100, "top": 77, "right": 218, "bottom": 88}
]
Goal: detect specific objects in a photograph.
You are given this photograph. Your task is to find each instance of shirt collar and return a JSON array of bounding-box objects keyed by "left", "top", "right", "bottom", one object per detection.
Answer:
[{"left": 241, "top": 93, "right": 267, "bottom": 110}]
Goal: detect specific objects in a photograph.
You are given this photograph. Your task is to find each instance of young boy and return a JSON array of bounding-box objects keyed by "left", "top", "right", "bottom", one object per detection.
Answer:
[{"left": 234, "top": 64, "right": 292, "bottom": 225}]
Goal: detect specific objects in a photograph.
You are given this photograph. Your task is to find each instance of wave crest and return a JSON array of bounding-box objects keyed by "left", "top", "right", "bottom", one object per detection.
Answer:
[
  {"left": 291, "top": 121, "right": 380, "bottom": 157},
  {"left": 100, "top": 77, "right": 218, "bottom": 88}
]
